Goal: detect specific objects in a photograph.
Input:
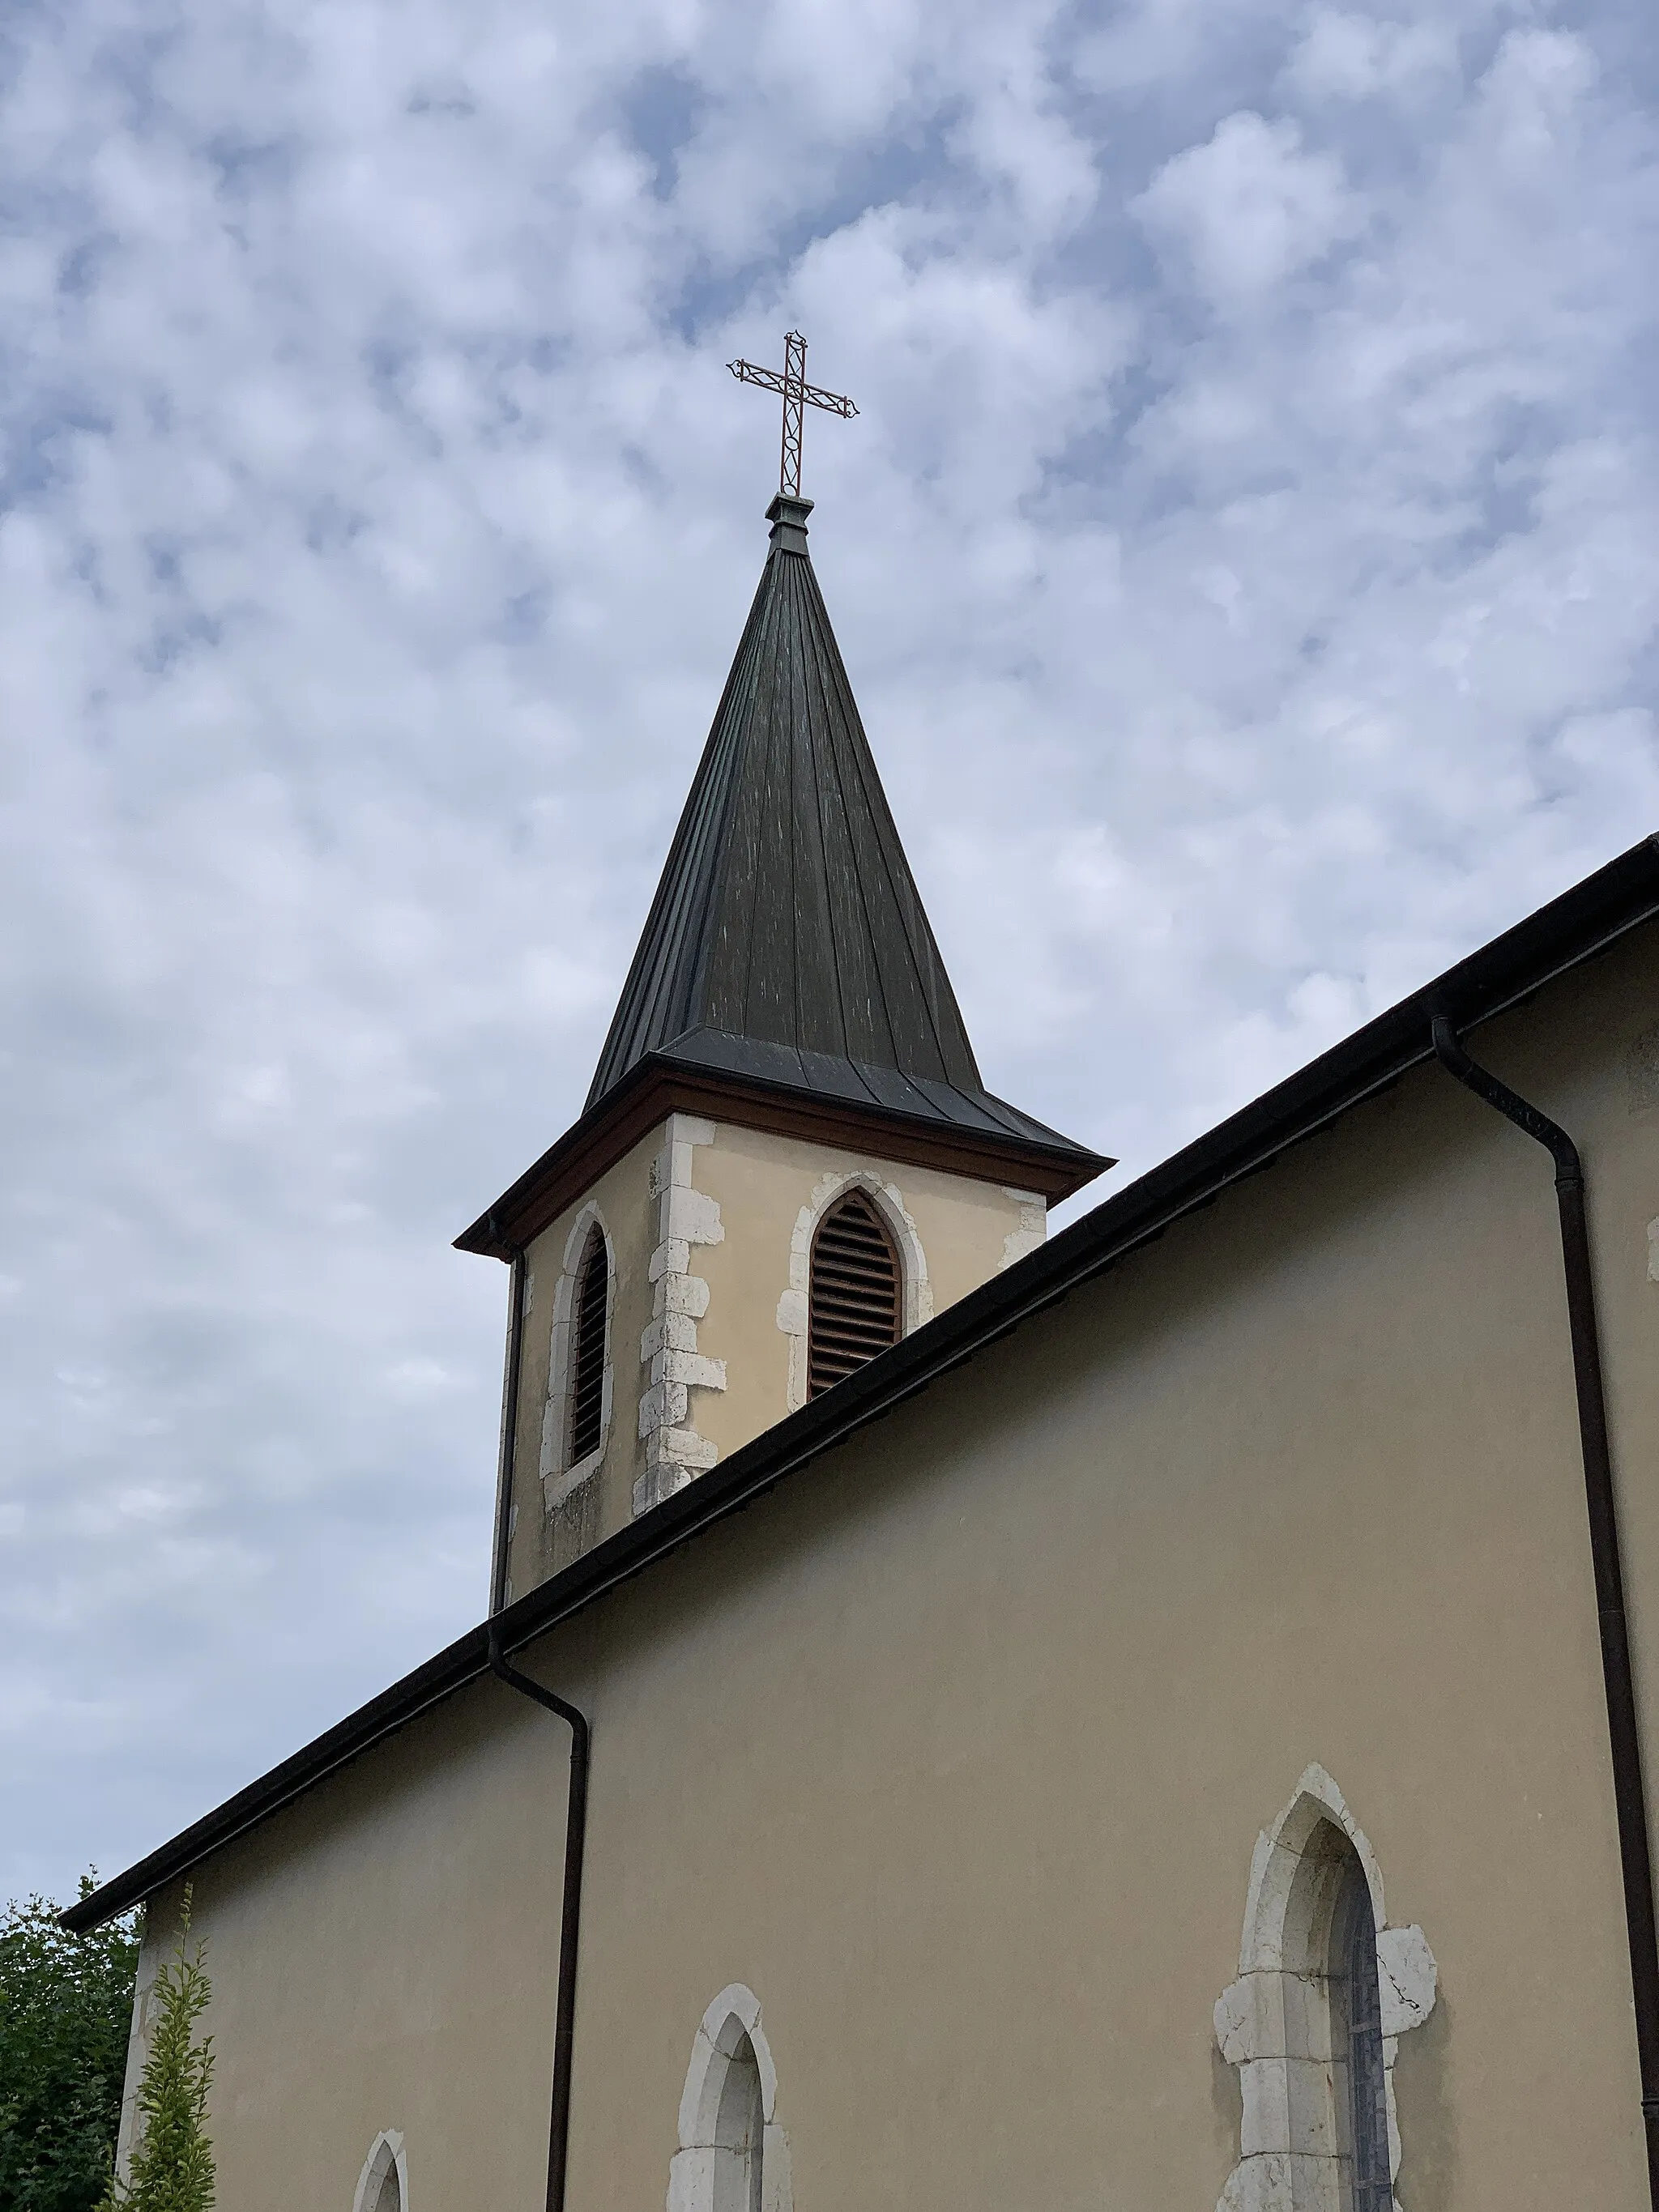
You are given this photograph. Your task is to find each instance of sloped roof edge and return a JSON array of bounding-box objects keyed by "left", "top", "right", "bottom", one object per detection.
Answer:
[{"left": 64, "top": 833, "right": 1659, "bottom": 1933}]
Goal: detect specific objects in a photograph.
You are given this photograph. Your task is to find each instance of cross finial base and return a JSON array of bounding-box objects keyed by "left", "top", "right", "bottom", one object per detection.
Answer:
[{"left": 766, "top": 492, "right": 813, "bottom": 554}]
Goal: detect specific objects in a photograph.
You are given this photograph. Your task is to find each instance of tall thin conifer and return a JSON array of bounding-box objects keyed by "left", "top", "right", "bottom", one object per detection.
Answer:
[{"left": 97, "top": 1888, "right": 215, "bottom": 2212}]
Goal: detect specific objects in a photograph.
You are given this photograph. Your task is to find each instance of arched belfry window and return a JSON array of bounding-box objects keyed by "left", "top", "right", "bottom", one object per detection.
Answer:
[
  {"left": 569, "top": 1222, "right": 609, "bottom": 1464},
  {"left": 808, "top": 1188, "right": 901, "bottom": 1396}
]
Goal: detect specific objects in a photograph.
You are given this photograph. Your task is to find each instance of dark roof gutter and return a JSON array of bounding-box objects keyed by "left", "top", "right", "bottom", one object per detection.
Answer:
[{"left": 63, "top": 833, "right": 1659, "bottom": 1934}]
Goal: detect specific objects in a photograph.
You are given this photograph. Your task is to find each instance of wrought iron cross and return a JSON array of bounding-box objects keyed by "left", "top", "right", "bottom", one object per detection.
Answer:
[{"left": 727, "top": 332, "right": 858, "bottom": 499}]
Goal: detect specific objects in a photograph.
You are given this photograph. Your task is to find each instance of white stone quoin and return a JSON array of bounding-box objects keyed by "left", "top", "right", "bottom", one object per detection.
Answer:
[
  {"left": 999, "top": 1187, "right": 1046, "bottom": 1269},
  {"left": 636, "top": 1115, "right": 726, "bottom": 1515}
]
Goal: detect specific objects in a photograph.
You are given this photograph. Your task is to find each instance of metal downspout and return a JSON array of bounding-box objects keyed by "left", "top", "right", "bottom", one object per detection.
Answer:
[
  {"left": 1431, "top": 1015, "right": 1659, "bottom": 2200},
  {"left": 489, "top": 1627, "right": 591, "bottom": 2212},
  {"left": 486, "top": 1226, "right": 591, "bottom": 2212}
]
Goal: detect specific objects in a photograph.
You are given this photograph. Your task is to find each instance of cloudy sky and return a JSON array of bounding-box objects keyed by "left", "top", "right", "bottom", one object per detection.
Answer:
[{"left": 4, "top": 0, "right": 1657, "bottom": 1903}]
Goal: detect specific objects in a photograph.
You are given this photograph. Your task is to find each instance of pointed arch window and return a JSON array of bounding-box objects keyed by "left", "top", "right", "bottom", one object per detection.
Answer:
[
  {"left": 353, "top": 2134, "right": 406, "bottom": 2212},
  {"left": 713, "top": 2031, "right": 764, "bottom": 2212},
  {"left": 671, "top": 1985, "right": 792, "bottom": 2212},
  {"left": 808, "top": 1188, "right": 901, "bottom": 1396},
  {"left": 1214, "top": 1768, "right": 1437, "bottom": 2212},
  {"left": 1334, "top": 1858, "right": 1392, "bottom": 2211},
  {"left": 568, "top": 1223, "right": 610, "bottom": 1465}
]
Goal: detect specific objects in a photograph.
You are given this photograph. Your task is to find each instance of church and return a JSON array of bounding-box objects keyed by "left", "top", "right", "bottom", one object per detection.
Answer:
[{"left": 67, "top": 343, "right": 1659, "bottom": 2212}]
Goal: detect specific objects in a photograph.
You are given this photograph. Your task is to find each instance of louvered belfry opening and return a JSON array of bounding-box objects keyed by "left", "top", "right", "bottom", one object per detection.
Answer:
[
  {"left": 808, "top": 1190, "right": 902, "bottom": 1397},
  {"left": 569, "top": 1224, "right": 609, "bottom": 1464}
]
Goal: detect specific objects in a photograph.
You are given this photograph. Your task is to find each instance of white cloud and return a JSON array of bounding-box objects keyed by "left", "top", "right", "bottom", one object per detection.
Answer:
[
  {"left": 1135, "top": 109, "right": 1363, "bottom": 299},
  {"left": 3, "top": 0, "right": 1657, "bottom": 1900},
  {"left": 1286, "top": 12, "right": 1458, "bottom": 104}
]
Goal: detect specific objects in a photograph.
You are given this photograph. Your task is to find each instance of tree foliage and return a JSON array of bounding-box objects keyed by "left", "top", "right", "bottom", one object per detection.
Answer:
[
  {"left": 0, "top": 1877, "right": 141, "bottom": 2212},
  {"left": 100, "top": 1891, "right": 214, "bottom": 2212}
]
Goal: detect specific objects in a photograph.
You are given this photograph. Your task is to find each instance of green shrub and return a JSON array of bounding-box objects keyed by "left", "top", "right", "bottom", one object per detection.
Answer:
[{"left": 0, "top": 1877, "right": 141, "bottom": 2212}]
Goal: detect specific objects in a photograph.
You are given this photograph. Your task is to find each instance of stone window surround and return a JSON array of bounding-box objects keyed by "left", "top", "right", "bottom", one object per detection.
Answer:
[
  {"left": 668, "top": 1984, "right": 793, "bottom": 2212},
  {"left": 1213, "top": 1765, "right": 1437, "bottom": 2212},
  {"left": 776, "top": 1169, "right": 933, "bottom": 1414},
  {"left": 539, "top": 1203, "right": 619, "bottom": 1513},
  {"left": 352, "top": 2130, "right": 409, "bottom": 2212},
  {"left": 113, "top": 1936, "right": 161, "bottom": 2180},
  {"left": 636, "top": 1115, "right": 727, "bottom": 1518}
]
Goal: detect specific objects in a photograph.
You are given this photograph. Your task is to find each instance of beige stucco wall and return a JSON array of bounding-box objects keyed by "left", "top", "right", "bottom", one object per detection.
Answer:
[
  {"left": 125, "top": 1676, "right": 571, "bottom": 2211},
  {"left": 147, "top": 919, "right": 1659, "bottom": 2210},
  {"left": 691, "top": 1121, "right": 1040, "bottom": 1464}
]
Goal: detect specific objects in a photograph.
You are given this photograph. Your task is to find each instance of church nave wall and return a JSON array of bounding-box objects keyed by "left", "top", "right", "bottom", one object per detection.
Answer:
[
  {"left": 539, "top": 929, "right": 1659, "bottom": 2212},
  {"left": 130, "top": 1672, "right": 582, "bottom": 2212}
]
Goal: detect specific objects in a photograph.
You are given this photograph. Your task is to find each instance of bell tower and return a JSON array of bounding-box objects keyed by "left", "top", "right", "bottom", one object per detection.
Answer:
[{"left": 458, "top": 368, "right": 1107, "bottom": 1609}]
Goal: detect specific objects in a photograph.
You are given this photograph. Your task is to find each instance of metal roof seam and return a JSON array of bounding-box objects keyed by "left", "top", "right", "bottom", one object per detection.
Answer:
[{"left": 806, "top": 556, "right": 977, "bottom": 1088}]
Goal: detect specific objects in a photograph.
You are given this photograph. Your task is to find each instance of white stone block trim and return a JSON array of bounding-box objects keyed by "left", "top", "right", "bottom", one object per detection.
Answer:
[
  {"left": 112, "top": 1928, "right": 163, "bottom": 2182},
  {"left": 668, "top": 1984, "right": 793, "bottom": 2212},
  {"left": 999, "top": 1186, "right": 1047, "bottom": 1271},
  {"left": 636, "top": 1115, "right": 725, "bottom": 1517},
  {"left": 776, "top": 1168, "right": 932, "bottom": 1413},
  {"left": 1214, "top": 1766, "right": 1437, "bottom": 2212},
  {"left": 352, "top": 2130, "right": 409, "bottom": 2212},
  {"left": 539, "top": 1202, "right": 617, "bottom": 1514}
]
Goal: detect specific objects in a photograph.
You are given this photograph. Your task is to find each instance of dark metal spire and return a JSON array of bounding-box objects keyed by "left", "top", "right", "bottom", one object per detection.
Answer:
[{"left": 585, "top": 498, "right": 1102, "bottom": 1171}]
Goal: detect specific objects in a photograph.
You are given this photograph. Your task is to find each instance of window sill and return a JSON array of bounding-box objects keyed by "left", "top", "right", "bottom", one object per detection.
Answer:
[{"left": 544, "top": 1443, "right": 606, "bottom": 1513}]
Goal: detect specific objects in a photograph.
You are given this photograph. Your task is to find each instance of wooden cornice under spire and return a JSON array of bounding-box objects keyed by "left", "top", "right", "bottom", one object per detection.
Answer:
[{"left": 455, "top": 1053, "right": 1111, "bottom": 1259}]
